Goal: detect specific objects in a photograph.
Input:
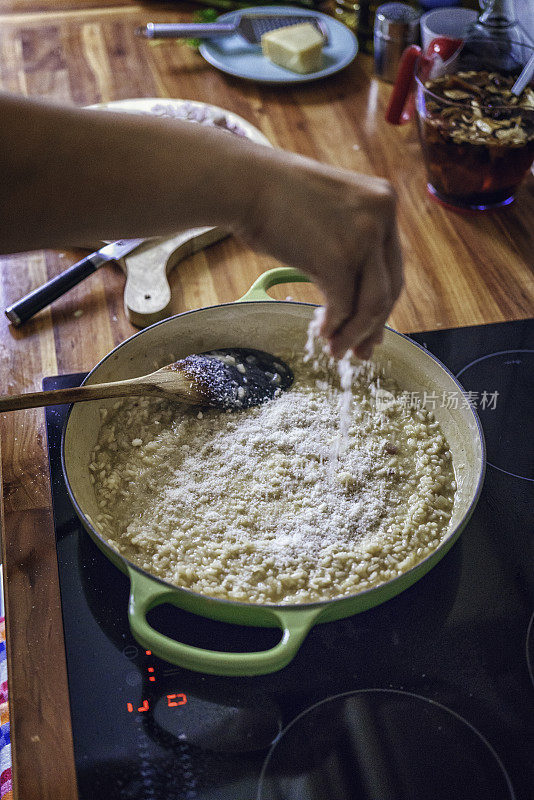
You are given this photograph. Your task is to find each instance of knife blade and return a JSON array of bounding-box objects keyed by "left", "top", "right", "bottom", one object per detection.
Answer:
[{"left": 5, "top": 238, "right": 146, "bottom": 326}]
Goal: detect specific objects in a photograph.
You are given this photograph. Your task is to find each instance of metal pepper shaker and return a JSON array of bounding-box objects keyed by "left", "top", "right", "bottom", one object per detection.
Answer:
[{"left": 374, "top": 2, "right": 421, "bottom": 82}]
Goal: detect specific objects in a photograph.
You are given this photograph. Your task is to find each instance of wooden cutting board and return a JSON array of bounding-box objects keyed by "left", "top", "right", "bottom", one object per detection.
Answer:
[{"left": 116, "top": 226, "right": 227, "bottom": 327}]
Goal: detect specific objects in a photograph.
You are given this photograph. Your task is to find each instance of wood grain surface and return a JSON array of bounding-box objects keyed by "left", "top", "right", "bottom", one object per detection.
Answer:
[{"left": 0, "top": 1, "right": 533, "bottom": 798}]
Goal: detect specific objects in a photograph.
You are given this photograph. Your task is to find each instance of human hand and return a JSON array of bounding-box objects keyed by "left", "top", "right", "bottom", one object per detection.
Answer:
[{"left": 237, "top": 149, "right": 403, "bottom": 360}]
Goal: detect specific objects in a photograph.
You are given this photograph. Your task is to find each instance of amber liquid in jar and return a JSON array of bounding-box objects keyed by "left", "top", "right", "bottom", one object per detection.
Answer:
[{"left": 416, "top": 70, "right": 534, "bottom": 208}]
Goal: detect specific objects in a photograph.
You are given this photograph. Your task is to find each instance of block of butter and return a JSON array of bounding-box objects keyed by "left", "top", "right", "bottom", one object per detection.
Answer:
[{"left": 261, "top": 22, "right": 324, "bottom": 74}]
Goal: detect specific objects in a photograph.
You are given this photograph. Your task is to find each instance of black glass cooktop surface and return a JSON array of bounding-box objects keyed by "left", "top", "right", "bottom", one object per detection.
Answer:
[{"left": 44, "top": 318, "right": 534, "bottom": 800}]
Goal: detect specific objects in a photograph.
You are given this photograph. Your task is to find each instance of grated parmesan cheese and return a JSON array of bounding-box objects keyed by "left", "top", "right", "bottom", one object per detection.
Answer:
[{"left": 89, "top": 339, "right": 456, "bottom": 605}]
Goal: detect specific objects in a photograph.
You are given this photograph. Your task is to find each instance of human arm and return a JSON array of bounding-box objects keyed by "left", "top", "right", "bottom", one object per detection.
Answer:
[{"left": 0, "top": 92, "right": 402, "bottom": 358}]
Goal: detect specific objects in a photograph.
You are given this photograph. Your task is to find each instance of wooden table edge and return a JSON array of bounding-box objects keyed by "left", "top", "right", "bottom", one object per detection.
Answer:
[{"left": 1, "top": 449, "right": 78, "bottom": 800}]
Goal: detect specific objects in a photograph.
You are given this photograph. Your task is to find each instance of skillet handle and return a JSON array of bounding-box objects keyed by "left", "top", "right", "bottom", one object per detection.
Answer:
[
  {"left": 238, "top": 267, "right": 310, "bottom": 303},
  {"left": 127, "top": 567, "right": 322, "bottom": 676}
]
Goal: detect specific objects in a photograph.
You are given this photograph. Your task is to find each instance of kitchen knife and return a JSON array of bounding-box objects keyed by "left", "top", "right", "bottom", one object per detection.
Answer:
[{"left": 5, "top": 238, "right": 145, "bottom": 326}]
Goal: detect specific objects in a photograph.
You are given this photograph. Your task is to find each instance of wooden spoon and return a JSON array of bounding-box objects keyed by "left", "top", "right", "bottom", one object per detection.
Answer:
[{"left": 0, "top": 348, "right": 293, "bottom": 413}]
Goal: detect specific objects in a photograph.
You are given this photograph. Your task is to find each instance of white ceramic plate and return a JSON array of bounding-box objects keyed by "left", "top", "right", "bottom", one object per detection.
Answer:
[
  {"left": 198, "top": 5, "right": 358, "bottom": 84},
  {"left": 88, "top": 97, "right": 272, "bottom": 147}
]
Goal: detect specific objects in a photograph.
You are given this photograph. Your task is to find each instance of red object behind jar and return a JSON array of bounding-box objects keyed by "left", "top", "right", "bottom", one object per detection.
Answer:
[{"left": 385, "top": 37, "right": 463, "bottom": 125}]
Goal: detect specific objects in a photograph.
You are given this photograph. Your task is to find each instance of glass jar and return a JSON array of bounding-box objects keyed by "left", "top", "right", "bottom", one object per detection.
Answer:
[{"left": 415, "top": 37, "right": 534, "bottom": 209}]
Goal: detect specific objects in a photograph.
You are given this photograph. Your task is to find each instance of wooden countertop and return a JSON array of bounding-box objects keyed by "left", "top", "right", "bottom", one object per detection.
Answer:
[{"left": 0, "top": 1, "right": 532, "bottom": 798}]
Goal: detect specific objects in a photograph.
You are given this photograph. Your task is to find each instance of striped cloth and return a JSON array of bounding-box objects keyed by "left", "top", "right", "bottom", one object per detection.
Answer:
[{"left": 0, "top": 618, "right": 12, "bottom": 799}]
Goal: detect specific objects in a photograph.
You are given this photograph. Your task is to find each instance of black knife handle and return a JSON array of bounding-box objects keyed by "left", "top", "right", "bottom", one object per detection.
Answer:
[{"left": 5, "top": 252, "right": 107, "bottom": 326}]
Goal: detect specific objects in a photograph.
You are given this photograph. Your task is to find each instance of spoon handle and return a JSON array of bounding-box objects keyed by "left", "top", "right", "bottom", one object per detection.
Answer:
[
  {"left": 0, "top": 379, "right": 152, "bottom": 412},
  {"left": 0, "top": 366, "right": 202, "bottom": 412}
]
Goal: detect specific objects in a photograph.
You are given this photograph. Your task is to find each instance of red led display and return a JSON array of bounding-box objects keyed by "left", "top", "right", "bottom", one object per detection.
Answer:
[
  {"left": 126, "top": 700, "right": 150, "bottom": 713},
  {"left": 167, "top": 693, "right": 187, "bottom": 707},
  {"left": 126, "top": 694, "right": 187, "bottom": 713},
  {"left": 126, "top": 651, "right": 188, "bottom": 714}
]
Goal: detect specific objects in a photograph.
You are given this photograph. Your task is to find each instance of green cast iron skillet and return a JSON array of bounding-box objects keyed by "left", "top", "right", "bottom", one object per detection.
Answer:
[{"left": 62, "top": 267, "right": 486, "bottom": 677}]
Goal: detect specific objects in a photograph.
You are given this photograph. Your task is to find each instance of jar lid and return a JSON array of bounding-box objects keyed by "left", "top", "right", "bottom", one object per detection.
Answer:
[{"left": 375, "top": 2, "right": 421, "bottom": 40}]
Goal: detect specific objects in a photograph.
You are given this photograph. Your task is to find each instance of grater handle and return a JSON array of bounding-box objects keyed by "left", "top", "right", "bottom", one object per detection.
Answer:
[{"left": 136, "top": 22, "right": 237, "bottom": 39}]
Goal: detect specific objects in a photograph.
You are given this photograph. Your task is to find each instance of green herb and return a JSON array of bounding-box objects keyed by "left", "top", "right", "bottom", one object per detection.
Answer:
[{"left": 185, "top": 7, "right": 221, "bottom": 49}]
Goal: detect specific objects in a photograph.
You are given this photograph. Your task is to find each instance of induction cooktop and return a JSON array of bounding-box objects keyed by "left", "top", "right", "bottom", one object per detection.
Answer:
[{"left": 44, "top": 318, "right": 534, "bottom": 800}]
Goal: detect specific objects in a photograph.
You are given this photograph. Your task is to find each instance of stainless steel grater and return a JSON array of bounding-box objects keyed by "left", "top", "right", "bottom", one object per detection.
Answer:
[{"left": 136, "top": 14, "right": 329, "bottom": 45}]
